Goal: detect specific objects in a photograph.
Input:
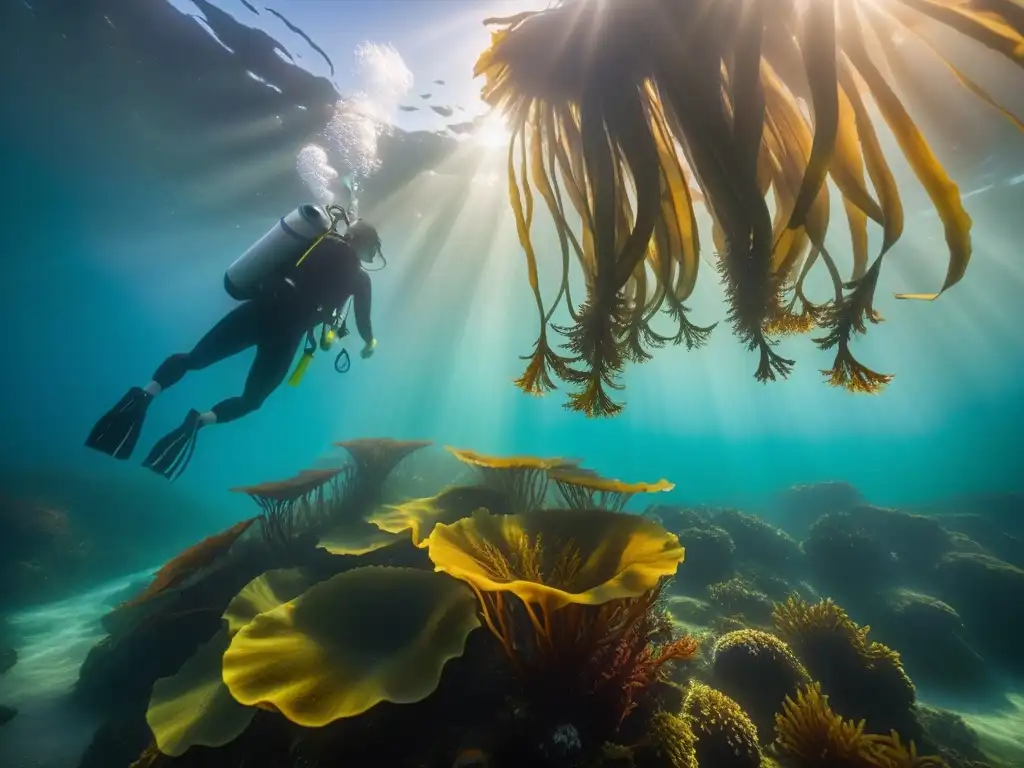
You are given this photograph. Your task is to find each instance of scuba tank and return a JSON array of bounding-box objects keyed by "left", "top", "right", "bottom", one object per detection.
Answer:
[{"left": 224, "top": 204, "right": 340, "bottom": 301}]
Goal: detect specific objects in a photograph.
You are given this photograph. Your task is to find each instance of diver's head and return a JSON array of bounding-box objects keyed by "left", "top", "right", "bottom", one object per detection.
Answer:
[{"left": 345, "top": 220, "right": 382, "bottom": 264}]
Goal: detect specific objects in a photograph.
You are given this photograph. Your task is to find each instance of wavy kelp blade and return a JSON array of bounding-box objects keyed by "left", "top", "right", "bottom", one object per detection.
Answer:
[
  {"left": 761, "top": 68, "right": 831, "bottom": 277},
  {"left": 787, "top": 0, "right": 839, "bottom": 231},
  {"left": 730, "top": 0, "right": 766, "bottom": 185},
  {"left": 550, "top": 107, "right": 597, "bottom": 278},
  {"left": 648, "top": 86, "right": 700, "bottom": 301},
  {"left": 507, "top": 123, "right": 556, "bottom": 395},
  {"left": 830, "top": 85, "right": 884, "bottom": 223},
  {"left": 880, "top": 3, "right": 1024, "bottom": 135},
  {"left": 836, "top": 57, "right": 904, "bottom": 259},
  {"left": 842, "top": 197, "right": 870, "bottom": 282},
  {"left": 843, "top": 4, "right": 972, "bottom": 300},
  {"left": 578, "top": 96, "right": 619, "bottom": 290},
  {"left": 606, "top": 88, "right": 666, "bottom": 291},
  {"left": 832, "top": 85, "right": 878, "bottom": 281},
  {"left": 529, "top": 107, "right": 573, "bottom": 322},
  {"left": 896, "top": 0, "right": 1024, "bottom": 69}
]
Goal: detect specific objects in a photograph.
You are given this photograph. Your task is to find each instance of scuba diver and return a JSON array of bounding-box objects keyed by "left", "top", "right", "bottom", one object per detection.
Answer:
[{"left": 85, "top": 205, "right": 383, "bottom": 480}]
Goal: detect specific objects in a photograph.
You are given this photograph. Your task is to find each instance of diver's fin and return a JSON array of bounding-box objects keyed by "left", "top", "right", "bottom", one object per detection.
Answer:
[
  {"left": 142, "top": 409, "right": 202, "bottom": 481},
  {"left": 85, "top": 387, "right": 152, "bottom": 460}
]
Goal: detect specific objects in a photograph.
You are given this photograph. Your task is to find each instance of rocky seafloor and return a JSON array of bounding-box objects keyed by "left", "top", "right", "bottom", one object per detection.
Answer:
[{"left": 2, "top": 443, "right": 1023, "bottom": 768}]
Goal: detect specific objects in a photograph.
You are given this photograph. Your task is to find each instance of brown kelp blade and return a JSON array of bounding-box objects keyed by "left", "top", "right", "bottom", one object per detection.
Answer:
[{"left": 120, "top": 518, "right": 256, "bottom": 609}]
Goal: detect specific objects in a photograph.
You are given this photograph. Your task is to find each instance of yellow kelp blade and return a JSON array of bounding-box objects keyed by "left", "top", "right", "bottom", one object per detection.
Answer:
[
  {"left": 836, "top": 57, "right": 904, "bottom": 258},
  {"left": 897, "top": 0, "right": 1024, "bottom": 68},
  {"left": 877, "top": 3, "right": 1024, "bottom": 135},
  {"left": 842, "top": 2, "right": 972, "bottom": 300},
  {"left": 787, "top": 0, "right": 839, "bottom": 232}
]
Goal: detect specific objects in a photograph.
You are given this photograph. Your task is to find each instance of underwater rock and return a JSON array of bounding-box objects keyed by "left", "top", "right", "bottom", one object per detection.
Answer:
[
  {"left": 869, "top": 589, "right": 998, "bottom": 698},
  {"left": 103, "top": 576, "right": 153, "bottom": 609},
  {"left": 847, "top": 505, "right": 955, "bottom": 578},
  {"left": 917, "top": 705, "right": 994, "bottom": 768},
  {"left": 666, "top": 595, "right": 715, "bottom": 628},
  {"left": 924, "top": 492, "right": 1024, "bottom": 536},
  {"left": 0, "top": 494, "right": 88, "bottom": 611},
  {"left": 706, "top": 577, "right": 774, "bottom": 625},
  {"left": 644, "top": 505, "right": 711, "bottom": 534},
  {"left": 773, "top": 481, "right": 865, "bottom": 536},
  {"left": 76, "top": 717, "right": 153, "bottom": 768},
  {"left": 937, "top": 513, "right": 1024, "bottom": 570},
  {"left": 934, "top": 552, "right": 1024, "bottom": 676},
  {"left": 802, "top": 511, "right": 899, "bottom": 606},
  {"left": 673, "top": 526, "right": 736, "bottom": 591},
  {"left": 803, "top": 506, "right": 958, "bottom": 604},
  {"left": 710, "top": 509, "right": 803, "bottom": 578},
  {"left": 0, "top": 704, "right": 15, "bottom": 728},
  {"left": 709, "top": 629, "right": 809, "bottom": 741}
]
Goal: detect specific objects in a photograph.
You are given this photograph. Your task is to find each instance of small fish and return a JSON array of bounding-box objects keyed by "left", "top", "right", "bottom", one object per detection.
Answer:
[
  {"left": 399, "top": 105, "right": 419, "bottom": 112},
  {"left": 431, "top": 105, "right": 454, "bottom": 118},
  {"left": 420, "top": 93, "right": 432, "bottom": 99},
  {"left": 434, "top": 79, "right": 445, "bottom": 85}
]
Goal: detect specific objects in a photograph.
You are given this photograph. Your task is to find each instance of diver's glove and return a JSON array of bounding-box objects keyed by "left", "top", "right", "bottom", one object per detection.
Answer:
[{"left": 361, "top": 338, "right": 377, "bottom": 359}]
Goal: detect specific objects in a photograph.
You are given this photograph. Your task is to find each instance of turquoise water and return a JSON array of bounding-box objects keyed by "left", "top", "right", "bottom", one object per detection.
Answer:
[
  {"left": 2, "top": 0, "right": 1022, "bottom": 540},
  {"left": 1, "top": 1, "right": 1024, "bottom": 765}
]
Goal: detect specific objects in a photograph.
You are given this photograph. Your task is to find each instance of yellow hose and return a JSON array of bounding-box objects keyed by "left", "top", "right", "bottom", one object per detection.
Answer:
[{"left": 288, "top": 351, "right": 315, "bottom": 387}]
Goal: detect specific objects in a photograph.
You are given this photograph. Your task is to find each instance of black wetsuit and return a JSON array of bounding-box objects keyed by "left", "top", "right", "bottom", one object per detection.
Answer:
[{"left": 151, "top": 236, "right": 373, "bottom": 423}]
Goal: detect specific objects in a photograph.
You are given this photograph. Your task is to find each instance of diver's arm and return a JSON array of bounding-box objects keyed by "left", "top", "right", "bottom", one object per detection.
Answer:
[{"left": 353, "top": 271, "right": 376, "bottom": 357}]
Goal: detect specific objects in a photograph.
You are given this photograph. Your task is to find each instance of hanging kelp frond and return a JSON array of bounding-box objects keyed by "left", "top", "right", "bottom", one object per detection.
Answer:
[
  {"left": 476, "top": 0, "right": 1024, "bottom": 412},
  {"left": 476, "top": 0, "right": 716, "bottom": 417}
]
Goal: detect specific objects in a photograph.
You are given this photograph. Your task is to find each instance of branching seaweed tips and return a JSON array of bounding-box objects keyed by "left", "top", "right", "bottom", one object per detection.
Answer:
[
  {"left": 774, "top": 682, "right": 948, "bottom": 768},
  {"left": 772, "top": 596, "right": 917, "bottom": 738},
  {"left": 475, "top": 0, "right": 1024, "bottom": 412}
]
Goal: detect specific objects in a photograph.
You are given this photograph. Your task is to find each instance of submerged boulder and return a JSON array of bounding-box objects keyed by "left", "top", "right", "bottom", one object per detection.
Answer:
[
  {"left": 711, "top": 509, "right": 803, "bottom": 578},
  {"left": 802, "top": 512, "right": 899, "bottom": 605},
  {"left": 937, "top": 513, "right": 1024, "bottom": 570},
  {"left": 673, "top": 526, "right": 736, "bottom": 591},
  {"left": 772, "top": 481, "right": 864, "bottom": 536},
  {"left": 870, "top": 589, "right": 998, "bottom": 698},
  {"left": 802, "top": 505, "right": 959, "bottom": 607},
  {"left": 933, "top": 552, "right": 1024, "bottom": 676}
]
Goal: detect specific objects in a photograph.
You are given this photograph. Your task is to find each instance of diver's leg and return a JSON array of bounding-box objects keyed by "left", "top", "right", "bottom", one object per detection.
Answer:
[
  {"left": 150, "top": 301, "right": 262, "bottom": 391},
  {"left": 86, "top": 303, "right": 262, "bottom": 461},
  {"left": 141, "top": 327, "right": 302, "bottom": 480},
  {"left": 206, "top": 330, "right": 304, "bottom": 424}
]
